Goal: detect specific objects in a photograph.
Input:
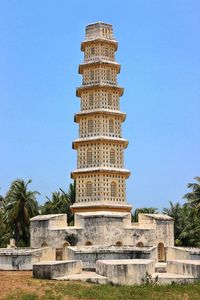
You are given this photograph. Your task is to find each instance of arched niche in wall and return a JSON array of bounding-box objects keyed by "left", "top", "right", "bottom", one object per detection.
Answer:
[
  {"left": 158, "top": 242, "right": 165, "bottom": 262},
  {"left": 116, "top": 241, "right": 123, "bottom": 247},
  {"left": 85, "top": 241, "right": 92, "bottom": 246},
  {"left": 136, "top": 242, "right": 144, "bottom": 247}
]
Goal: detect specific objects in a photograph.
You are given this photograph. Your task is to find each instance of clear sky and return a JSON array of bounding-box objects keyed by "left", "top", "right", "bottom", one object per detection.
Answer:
[{"left": 0, "top": 0, "right": 199, "bottom": 210}]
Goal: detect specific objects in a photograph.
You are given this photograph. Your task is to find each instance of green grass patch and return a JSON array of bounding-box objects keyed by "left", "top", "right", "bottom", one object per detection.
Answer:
[
  {"left": 5, "top": 292, "right": 38, "bottom": 300},
  {"left": 4, "top": 281, "right": 200, "bottom": 300}
]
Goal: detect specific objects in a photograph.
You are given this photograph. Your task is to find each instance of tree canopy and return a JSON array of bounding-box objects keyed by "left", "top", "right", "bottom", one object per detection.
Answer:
[
  {"left": 41, "top": 182, "right": 75, "bottom": 225},
  {"left": 3, "top": 179, "right": 39, "bottom": 246}
]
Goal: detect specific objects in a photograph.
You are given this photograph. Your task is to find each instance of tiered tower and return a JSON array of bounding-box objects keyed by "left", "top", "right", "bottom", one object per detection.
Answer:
[{"left": 71, "top": 22, "right": 131, "bottom": 213}]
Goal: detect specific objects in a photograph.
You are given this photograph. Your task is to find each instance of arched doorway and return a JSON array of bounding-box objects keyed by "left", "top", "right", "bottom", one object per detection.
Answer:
[{"left": 158, "top": 242, "right": 165, "bottom": 262}]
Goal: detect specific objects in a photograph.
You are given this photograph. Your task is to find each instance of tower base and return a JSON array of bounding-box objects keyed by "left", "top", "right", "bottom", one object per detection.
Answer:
[{"left": 70, "top": 202, "right": 132, "bottom": 213}]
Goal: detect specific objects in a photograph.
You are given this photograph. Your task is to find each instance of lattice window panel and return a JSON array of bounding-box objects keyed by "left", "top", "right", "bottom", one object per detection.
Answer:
[
  {"left": 80, "top": 90, "right": 120, "bottom": 111},
  {"left": 110, "top": 148, "right": 115, "bottom": 164},
  {"left": 88, "top": 119, "right": 94, "bottom": 133},
  {"left": 86, "top": 181, "right": 92, "bottom": 197},
  {"left": 82, "top": 66, "right": 117, "bottom": 85},
  {"left": 111, "top": 181, "right": 117, "bottom": 197},
  {"left": 75, "top": 174, "right": 126, "bottom": 203},
  {"left": 87, "top": 148, "right": 93, "bottom": 165}
]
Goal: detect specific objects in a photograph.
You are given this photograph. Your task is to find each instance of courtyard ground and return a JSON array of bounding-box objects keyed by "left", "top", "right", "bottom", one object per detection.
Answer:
[{"left": 0, "top": 271, "right": 200, "bottom": 300}]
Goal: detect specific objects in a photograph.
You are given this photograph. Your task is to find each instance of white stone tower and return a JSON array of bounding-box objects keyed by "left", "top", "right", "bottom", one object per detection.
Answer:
[{"left": 71, "top": 22, "right": 131, "bottom": 213}]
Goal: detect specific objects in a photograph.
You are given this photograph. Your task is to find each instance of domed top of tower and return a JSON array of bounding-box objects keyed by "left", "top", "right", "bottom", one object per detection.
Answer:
[{"left": 85, "top": 22, "right": 116, "bottom": 41}]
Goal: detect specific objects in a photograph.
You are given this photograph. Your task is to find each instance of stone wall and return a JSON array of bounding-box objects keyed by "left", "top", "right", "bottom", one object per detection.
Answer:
[
  {"left": 0, "top": 247, "right": 55, "bottom": 270},
  {"left": 30, "top": 213, "right": 174, "bottom": 250},
  {"left": 138, "top": 214, "right": 174, "bottom": 247},
  {"left": 167, "top": 247, "right": 200, "bottom": 260}
]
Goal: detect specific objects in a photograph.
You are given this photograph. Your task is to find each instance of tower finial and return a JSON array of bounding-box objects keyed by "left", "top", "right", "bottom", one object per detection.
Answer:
[{"left": 85, "top": 22, "right": 115, "bottom": 41}]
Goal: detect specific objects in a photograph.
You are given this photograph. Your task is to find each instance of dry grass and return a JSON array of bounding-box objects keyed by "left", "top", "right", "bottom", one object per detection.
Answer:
[{"left": 1, "top": 271, "right": 200, "bottom": 300}]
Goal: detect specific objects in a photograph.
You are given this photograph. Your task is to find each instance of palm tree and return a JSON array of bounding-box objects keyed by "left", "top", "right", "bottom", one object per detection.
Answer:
[
  {"left": 163, "top": 201, "right": 182, "bottom": 244},
  {"left": 0, "top": 194, "right": 9, "bottom": 247},
  {"left": 163, "top": 200, "right": 200, "bottom": 247},
  {"left": 132, "top": 207, "right": 158, "bottom": 222},
  {"left": 178, "top": 205, "right": 200, "bottom": 247},
  {"left": 67, "top": 181, "right": 76, "bottom": 206},
  {"left": 183, "top": 177, "right": 200, "bottom": 210},
  {"left": 41, "top": 181, "right": 76, "bottom": 225},
  {"left": 4, "top": 179, "right": 39, "bottom": 246}
]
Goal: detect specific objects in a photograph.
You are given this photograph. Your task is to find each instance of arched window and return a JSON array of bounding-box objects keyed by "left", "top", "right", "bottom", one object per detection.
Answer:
[
  {"left": 111, "top": 182, "right": 117, "bottom": 198},
  {"left": 88, "top": 119, "right": 93, "bottom": 133},
  {"left": 89, "top": 94, "right": 93, "bottom": 106},
  {"left": 136, "top": 242, "right": 144, "bottom": 248},
  {"left": 86, "top": 181, "right": 92, "bottom": 197},
  {"left": 108, "top": 93, "right": 112, "bottom": 106},
  {"left": 109, "top": 119, "right": 114, "bottom": 133},
  {"left": 87, "top": 149, "right": 92, "bottom": 165},
  {"left": 110, "top": 148, "right": 115, "bottom": 164}
]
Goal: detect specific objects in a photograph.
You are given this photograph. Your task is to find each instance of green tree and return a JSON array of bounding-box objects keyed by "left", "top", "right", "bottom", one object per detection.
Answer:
[
  {"left": 41, "top": 181, "right": 75, "bottom": 225},
  {"left": 4, "top": 179, "right": 39, "bottom": 246},
  {"left": 67, "top": 182, "right": 76, "bottom": 205},
  {"left": 183, "top": 177, "right": 200, "bottom": 210},
  {"left": 0, "top": 195, "right": 10, "bottom": 247},
  {"left": 178, "top": 205, "right": 200, "bottom": 247},
  {"left": 163, "top": 201, "right": 183, "bottom": 244},
  {"left": 132, "top": 207, "right": 158, "bottom": 222},
  {"left": 163, "top": 200, "right": 200, "bottom": 247}
]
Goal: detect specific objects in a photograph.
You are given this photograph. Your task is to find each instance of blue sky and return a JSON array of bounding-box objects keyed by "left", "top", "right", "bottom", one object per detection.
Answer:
[{"left": 0, "top": 0, "right": 199, "bottom": 210}]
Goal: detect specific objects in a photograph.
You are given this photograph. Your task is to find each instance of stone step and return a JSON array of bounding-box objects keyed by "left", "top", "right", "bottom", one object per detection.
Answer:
[
  {"left": 55, "top": 271, "right": 195, "bottom": 285},
  {"left": 54, "top": 271, "right": 108, "bottom": 284},
  {"left": 152, "top": 272, "right": 195, "bottom": 285},
  {"left": 155, "top": 262, "right": 167, "bottom": 273}
]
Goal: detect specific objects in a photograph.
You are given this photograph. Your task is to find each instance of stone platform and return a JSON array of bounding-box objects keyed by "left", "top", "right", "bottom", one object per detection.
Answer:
[
  {"left": 33, "top": 260, "right": 82, "bottom": 279},
  {"left": 0, "top": 247, "right": 54, "bottom": 270},
  {"left": 66, "top": 245, "right": 156, "bottom": 270},
  {"left": 55, "top": 270, "right": 195, "bottom": 285},
  {"left": 56, "top": 271, "right": 108, "bottom": 284},
  {"left": 96, "top": 259, "right": 155, "bottom": 285},
  {"left": 152, "top": 272, "right": 195, "bottom": 285}
]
